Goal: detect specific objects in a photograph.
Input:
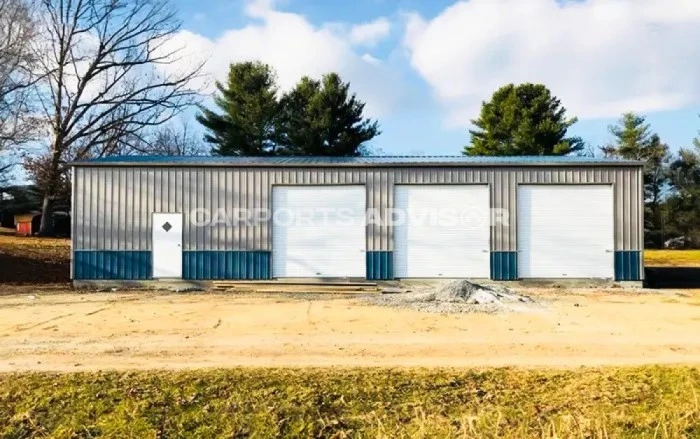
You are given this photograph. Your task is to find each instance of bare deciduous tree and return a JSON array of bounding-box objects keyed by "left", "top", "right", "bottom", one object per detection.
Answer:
[
  {"left": 0, "top": 0, "right": 38, "bottom": 180},
  {"left": 133, "top": 121, "right": 204, "bottom": 156},
  {"left": 28, "top": 0, "right": 202, "bottom": 235}
]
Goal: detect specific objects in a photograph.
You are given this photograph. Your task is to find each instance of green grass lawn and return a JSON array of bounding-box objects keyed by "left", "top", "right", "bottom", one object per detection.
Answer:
[
  {"left": 1, "top": 367, "right": 699, "bottom": 438},
  {"left": 645, "top": 250, "right": 700, "bottom": 267}
]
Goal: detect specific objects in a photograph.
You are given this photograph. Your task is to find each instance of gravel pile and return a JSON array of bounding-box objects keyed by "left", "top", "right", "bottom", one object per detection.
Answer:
[{"left": 366, "top": 280, "right": 540, "bottom": 314}]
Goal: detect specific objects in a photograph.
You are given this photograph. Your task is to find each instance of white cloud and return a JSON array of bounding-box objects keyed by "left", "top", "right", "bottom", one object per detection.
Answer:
[
  {"left": 349, "top": 17, "right": 391, "bottom": 46},
  {"left": 161, "top": 0, "right": 403, "bottom": 117},
  {"left": 361, "top": 53, "right": 381, "bottom": 65},
  {"left": 244, "top": 0, "right": 280, "bottom": 18},
  {"left": 403, "top": 0, "right": 700, "bottom": 127}
]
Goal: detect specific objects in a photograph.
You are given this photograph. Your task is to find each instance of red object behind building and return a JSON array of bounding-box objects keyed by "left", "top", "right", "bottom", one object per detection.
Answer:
[
  {"left": 16, "top": 221, "right": 32, "bottom": 236},
  {"left": 14, "top": 213, "right": 41, "bottom": 236}
]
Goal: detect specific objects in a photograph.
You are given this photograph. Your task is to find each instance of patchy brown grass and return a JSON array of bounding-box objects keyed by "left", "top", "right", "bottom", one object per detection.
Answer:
[
  {"left": 0, "top": 367, "right": 699, "bottom": 438},
  {"left": 645, "top": 250, "right": 700, "bottom": 267},
  {"left": 0, "top": 233, "right": 70, "bottom": 284}
]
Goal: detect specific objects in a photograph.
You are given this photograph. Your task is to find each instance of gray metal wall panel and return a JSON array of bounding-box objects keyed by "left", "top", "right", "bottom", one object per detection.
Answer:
[{"left": 72, "top": 165, "right": 643, "bottom": 253}]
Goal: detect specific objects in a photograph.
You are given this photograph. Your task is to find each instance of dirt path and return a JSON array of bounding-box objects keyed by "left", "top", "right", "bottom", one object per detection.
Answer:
[{"left": 1, "top": 288, "right": 700, "bottom": 371}]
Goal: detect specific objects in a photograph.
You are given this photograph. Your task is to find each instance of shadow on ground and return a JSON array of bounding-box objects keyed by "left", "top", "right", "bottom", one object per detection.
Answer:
[
  {"left": 644, "top": 267, "right": 700, "bottom": 289},
  {"left": 0, "top": 252, "right": 70, "bottom": 284},
  {"left": 0, "top": 232, "right": 70, "bottom": 284}
]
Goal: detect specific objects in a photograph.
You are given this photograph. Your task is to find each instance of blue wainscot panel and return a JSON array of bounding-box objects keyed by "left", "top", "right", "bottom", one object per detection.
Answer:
[
  {"left": 615, "top": 251, "right": 642, "bottom": 281},
  {"left": 73, "top": 251, "right": 152, "bottom": 280},
  {"left": 491, "top": 251, "right": 518, "bottom": 281},
  {"left": 183, "top": 251, "right": 271, "bottom": 280},
  {"left": 366, "top": 251, "right": 393, "bottom": 280}
]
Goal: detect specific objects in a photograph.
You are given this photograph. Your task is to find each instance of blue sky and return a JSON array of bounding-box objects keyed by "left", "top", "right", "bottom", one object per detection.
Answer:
[{"left": 168, "top": 0, "right": 700, "bottom": 155}]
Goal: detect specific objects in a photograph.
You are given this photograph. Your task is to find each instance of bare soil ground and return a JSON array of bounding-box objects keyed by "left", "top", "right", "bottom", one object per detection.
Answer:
[
  {"left": 1, "top": 286, "right": 700, "bottom": 372},
  {"left": 2, "top": 235, "right": 700, "bottom": 372}
]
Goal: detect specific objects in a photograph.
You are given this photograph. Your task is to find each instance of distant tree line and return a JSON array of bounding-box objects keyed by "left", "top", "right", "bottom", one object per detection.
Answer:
[{"left": 601, "top": 113, "right": 700, "bottom": 249}]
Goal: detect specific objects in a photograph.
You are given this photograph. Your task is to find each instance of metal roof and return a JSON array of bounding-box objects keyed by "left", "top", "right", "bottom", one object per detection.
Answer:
[{"left": 71, "top": 155, "right": 643, "bottom": 167}]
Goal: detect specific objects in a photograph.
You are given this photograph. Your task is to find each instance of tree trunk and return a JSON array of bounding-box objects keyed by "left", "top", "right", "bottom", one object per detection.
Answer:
[
  {"left": 38, "top": 195, "right": 54, "bottom": 236},
  {"left": 38, "top": 136, "right": 62, "bottom": 236}
]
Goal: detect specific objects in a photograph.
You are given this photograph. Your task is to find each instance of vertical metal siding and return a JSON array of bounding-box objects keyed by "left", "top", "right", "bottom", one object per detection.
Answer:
[
  {"left": 73, "top": 165, "right": 643, "bottom": 254},
  {"left": 615, "top": 251, "right": 642, "bottom": 281},
  {"left": 74, "top": 250, "right": 152, "bottom": 280},
  {"left": 183, "top": 251, "right": 270, "bottom": 280},
  {"left": 366, "top": 251, "right": 393, "bottom": 280},
  {"left": 491, "top": 251, "right": 517, "bottom": 280}
]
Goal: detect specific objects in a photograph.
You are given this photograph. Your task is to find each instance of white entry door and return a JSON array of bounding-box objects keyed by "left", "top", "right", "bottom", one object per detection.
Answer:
[
  {"left": 394, "top": 185, "right": 491, "bottom": 278},
  {"left": 152, "top": 213, "right": 183, "bottom": 278},
  {"left": 517, "top": 185, "right": 614, "bottom": 278},
  {"left": 272, "top": 186, "right": 366, "bottom": 277}
]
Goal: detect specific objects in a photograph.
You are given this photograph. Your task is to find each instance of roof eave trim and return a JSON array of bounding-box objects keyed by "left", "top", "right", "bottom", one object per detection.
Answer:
[{"left": 70, "top": 161, "right": 645, "bottom": 168}]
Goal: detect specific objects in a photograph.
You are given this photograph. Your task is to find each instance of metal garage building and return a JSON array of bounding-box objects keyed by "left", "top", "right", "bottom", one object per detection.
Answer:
[{"left": 70, "top": 156, "right": 644, "bottom": 282}]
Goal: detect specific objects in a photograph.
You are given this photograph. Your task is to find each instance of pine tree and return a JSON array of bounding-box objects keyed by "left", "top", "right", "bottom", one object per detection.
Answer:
[
  {"left": 602, "top": 113, "right": 671, "bottom": 247},
  {"left": 277, "top": 73, "right": 379, "bottom": 156},
  {"left": 197, "top": 62, "right": 280, "bottom": 156},
  {"left": 464, "top": 83, "right": 583, "bottom": 156}
]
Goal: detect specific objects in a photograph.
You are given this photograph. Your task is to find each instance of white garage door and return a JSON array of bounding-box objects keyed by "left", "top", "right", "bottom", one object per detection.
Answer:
[
  {"left": 394, "top": 185, "right": 490, "bottom": 278},
  {"left": 272, "top": 186, "right": 366, "bottom": 278},
  {"left": 517, "top": 185, "right": 614, "bottom": 278}
]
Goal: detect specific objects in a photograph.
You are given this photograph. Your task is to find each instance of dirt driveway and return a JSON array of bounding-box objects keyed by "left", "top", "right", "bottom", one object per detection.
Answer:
[{"left": 1, "top": 287, "right": 700, "bottom": 372}]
